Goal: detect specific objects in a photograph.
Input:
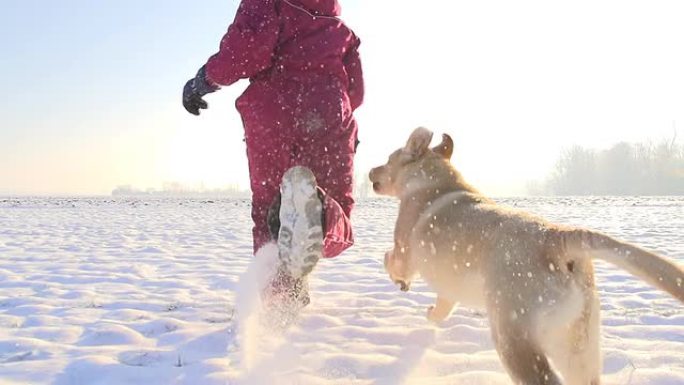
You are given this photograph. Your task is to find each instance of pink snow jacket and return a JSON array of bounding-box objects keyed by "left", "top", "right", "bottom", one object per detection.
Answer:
[{"left": 204, "top": 0, "right": 364, "bottom": 111}]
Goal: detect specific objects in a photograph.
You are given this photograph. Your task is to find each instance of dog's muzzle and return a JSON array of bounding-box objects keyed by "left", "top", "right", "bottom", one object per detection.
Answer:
[{"left": 368, "top": 168, "right": 384, "bottom": 193}]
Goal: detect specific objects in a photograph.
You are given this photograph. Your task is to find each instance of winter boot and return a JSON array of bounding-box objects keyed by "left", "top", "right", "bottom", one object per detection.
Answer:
[
  {"left": 266, "top": 193, "right": 282, "bottom": 241},
  {"left": 263, "top": 266, "right": 311, "bottom": 309},
  {"left": 266, "top": 188, "right": 326, "bottom": 243},
  {"left": 276, "top": 166, "right": 324, "bottom": 279},
  {"left": 262, "top": 167, "right": 323, "bottom": 318}
]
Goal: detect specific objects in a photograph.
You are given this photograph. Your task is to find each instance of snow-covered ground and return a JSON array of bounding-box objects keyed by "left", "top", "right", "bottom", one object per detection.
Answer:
[{"left": 0, "top": 196, "right": 682, "bottom": 385}]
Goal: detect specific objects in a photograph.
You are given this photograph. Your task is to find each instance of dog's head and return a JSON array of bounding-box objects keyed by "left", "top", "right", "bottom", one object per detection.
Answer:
[{"left": 369, "top": 127, "right": 454, "bottom": 197}]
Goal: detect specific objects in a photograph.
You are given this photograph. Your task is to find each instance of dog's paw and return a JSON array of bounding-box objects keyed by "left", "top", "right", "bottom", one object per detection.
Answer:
[
  {"left": 426, "top": 305, "right": 446, "bottom": 323},
  {"left": 396, "top": 280, "right": 410, "bottom": 292}
]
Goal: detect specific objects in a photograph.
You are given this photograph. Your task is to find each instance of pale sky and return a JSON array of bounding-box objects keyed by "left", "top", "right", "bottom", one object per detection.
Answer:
[{"left": 1, "top": 0, "right": 683, "bottom": 196}]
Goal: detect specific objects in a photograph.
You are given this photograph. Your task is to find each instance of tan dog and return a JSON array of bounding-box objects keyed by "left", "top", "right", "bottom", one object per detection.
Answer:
[{"left": 369, "top": 127, "right": 684, "bottom": 385}]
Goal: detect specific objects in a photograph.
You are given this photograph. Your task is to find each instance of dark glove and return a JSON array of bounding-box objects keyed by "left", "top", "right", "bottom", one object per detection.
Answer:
[{"left": 182, "top": 66, "right": 219, "bottom": 116}]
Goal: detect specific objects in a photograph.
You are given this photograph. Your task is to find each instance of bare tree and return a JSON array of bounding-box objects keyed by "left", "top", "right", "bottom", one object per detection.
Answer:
[{"left": 544, "top": 137, "right": 683, "bottom": 195}]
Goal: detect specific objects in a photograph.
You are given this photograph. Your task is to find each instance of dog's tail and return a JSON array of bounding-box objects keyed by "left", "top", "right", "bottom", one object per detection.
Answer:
[{"left": 564, "top": 228, "right": 684, "bottom": 303}]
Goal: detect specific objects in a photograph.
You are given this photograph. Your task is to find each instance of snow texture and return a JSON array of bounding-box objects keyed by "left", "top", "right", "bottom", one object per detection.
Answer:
[{"left": 0, "top": 196, "right": 682, "bottom": 385}]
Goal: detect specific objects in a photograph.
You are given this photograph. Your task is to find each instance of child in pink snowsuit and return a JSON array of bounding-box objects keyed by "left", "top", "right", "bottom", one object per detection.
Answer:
[{"left": 183, "top": 0, "right": 363, "bottom": 269}]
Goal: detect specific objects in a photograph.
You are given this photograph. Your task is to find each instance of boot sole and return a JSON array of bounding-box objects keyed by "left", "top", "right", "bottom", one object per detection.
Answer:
[{"left": 277, "top": 166, "right": 323, "bottom": 278}]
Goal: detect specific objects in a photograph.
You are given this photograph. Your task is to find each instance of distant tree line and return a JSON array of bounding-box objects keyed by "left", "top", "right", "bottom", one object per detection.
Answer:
[
  {"left": 112, "top": 183, "right": 250, "bottom": 197},
  {"left": 539, "top": 137, "right": 683, "bottom": 195}
]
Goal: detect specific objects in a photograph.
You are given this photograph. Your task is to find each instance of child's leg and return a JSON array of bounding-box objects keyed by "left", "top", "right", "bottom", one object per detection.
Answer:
[
  {"left": 316, "top": 164, "right": 355, "bottom": 258},
  {"left": 241, "top": 111, "right": 293, "bottom": 255},
  {"left": 296, "top": 118, "right": 358, "bottom": 258}
]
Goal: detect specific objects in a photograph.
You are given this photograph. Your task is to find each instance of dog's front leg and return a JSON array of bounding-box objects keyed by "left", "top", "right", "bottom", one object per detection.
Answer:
[
  {"left": 427, "top": 296, "right": 455, "bottom": 323},
  {"left": 384, "top": 248, "right": 413, "bottom": 291}
]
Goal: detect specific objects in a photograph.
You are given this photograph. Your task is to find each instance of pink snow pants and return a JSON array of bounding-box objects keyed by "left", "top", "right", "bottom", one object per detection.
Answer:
[{"left": 236, "top": 76, "right": 357, "bottom": 258}]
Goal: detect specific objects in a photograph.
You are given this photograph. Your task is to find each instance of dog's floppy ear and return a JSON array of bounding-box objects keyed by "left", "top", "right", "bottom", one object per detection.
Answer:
[
  {"left": 432, "top": 134, "right": 454, "bottom": 160},
  {"left": 404, "top": 127, "right": 434, "bottom": 158}
]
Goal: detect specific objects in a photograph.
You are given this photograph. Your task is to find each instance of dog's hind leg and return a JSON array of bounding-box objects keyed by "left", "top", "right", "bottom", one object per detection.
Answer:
[
  {"left": 548, "top": 295, "right": 602, "bottom": 385},
  {"left": 490, "top": 317, "right": 562, "bottom": 385}
]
